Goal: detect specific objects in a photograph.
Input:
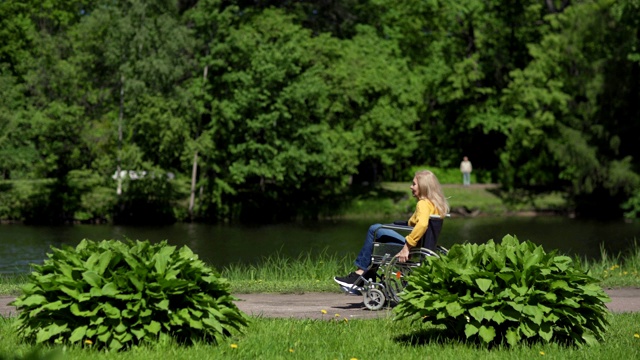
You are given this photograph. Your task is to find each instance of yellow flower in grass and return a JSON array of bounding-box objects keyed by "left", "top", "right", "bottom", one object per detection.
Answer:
[
  {"left": 230, "top": 343, "right": 238, "bottom": 349},
  {"left": 321, "top": 309, "right": 327, "bottom": 314},
  {"left": 634, "top": 333, "right": 639, "bottom": 339},
  {"left": 84, "top": 339, "right": 93, "bottom": 345},
  {"left": 540, "top": 351, "right": 545, "bottom": 355},
  {"left": 335, "top": 313, "right": 340, "bottom": 317},
  {"left": 289, "top": 348, "right": 295, "bottom": 353}
]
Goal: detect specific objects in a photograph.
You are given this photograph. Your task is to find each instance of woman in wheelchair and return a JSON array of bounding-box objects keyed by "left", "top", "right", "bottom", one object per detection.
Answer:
[{"left": 334, "top": 170, "right": 449, "bottom": 288}]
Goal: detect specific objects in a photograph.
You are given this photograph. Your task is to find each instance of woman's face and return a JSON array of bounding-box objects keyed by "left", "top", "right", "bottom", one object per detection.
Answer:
[{"left": 410, "top": 176, "right": 420, "bottom": 199}]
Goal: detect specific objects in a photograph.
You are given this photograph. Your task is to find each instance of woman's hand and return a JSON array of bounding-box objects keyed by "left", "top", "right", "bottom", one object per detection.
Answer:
[{"left": 397, "top": 244, "right": 410, "bottom": 262}]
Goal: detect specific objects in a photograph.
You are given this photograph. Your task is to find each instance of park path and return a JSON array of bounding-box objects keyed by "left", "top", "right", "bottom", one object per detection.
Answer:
[{"left": 2, "top": 288, "right": 640, "bottom": 320}]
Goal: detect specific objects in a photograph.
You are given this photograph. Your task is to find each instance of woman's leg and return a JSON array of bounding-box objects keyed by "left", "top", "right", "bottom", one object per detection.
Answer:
[{"left": 354, "top": 224, "right": 405, "bottom": 270}]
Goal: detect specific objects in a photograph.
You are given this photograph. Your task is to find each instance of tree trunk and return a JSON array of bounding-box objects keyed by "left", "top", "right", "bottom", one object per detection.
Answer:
[
  {"left": 189, "top": 151, "right": 198, "bottom": 219},
  {"left": 116, "top": 74, "right": 124, "bottom": 196},
  {"left": 188, "top": 65, "right": 209, "bottom": 219}
]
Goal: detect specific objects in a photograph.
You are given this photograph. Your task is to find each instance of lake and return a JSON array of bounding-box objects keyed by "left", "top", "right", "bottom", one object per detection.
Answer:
[{"left": 1, "top": 216, "right": 639, "bottom": 273}]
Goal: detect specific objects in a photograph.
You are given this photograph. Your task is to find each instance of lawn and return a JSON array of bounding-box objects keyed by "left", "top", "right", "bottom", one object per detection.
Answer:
[{"left": 1, "top": 313, "right": 639, "bottom": 359}]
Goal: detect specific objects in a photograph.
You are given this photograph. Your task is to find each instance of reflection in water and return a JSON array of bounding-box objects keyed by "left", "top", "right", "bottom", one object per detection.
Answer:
[{"left": 1, "top": 217, "right": 639, "bottom": 274}]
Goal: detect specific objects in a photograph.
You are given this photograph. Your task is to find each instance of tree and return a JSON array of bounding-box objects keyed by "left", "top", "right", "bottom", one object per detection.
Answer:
[{"left": 495, "top": 0, "right": 640, "bottom": 217}]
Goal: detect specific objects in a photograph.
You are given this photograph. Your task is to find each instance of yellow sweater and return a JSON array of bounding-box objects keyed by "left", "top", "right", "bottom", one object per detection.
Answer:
[{"left": 405, "top": 199, "right": 441, "bottom": 247}]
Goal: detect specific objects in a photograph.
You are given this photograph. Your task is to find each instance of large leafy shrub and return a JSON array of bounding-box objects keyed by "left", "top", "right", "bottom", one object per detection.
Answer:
[
  {"left": 11, "top": 239, "right": 248, "bottom": 350},
  {"left": 394, "top": 235, "right": 610, "bottom": 347}
]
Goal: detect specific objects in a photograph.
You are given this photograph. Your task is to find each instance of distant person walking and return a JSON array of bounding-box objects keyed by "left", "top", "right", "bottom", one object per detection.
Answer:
[{"left": 460, "top": 156, "right": 472, "bottom": 186}]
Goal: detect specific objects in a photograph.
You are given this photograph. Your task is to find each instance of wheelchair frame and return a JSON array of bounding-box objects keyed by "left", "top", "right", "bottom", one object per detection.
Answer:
[{"left": 341, "top": 215, "right": 448, "bottom": 310}]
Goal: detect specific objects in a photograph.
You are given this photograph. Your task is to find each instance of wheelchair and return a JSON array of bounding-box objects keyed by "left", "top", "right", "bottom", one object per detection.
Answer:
[{"left": 340, "top": 215, "right": 448, "bottom": 310}]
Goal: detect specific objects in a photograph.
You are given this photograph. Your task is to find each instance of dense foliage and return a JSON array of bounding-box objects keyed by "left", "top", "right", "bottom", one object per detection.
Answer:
[
  {"left": 1, "top": 0, "right": 639, "bottom": 223},
  {"left": 394, "top": 235, "right": 611, "bottom": 347},
  {"left": 10, "top": 239, "right": 248, "bottom": 350}
]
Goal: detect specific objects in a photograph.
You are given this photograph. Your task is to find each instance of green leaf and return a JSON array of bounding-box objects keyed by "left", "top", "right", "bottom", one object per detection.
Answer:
[
  {"left": 464, "top": 323, "right": 479, "bottom": 338},
  {"left": 550, "top": 279, "right": 570, "bottom": 290},
  {"left": 469, "top": 306, "right": 485, "bottom": 322},
  {"left": 491, "top": 310, "right": 507, "bottom": 324},
  {"left": 505, "top": 329, "right": 520, "bottom": 346},
  {"left": 156, "top": 299, "right": 170, "bottom": 310},
  {"left": 115, "top": 322, "right": 127, "bottom": 333},
  {"left": 475, "top": 278, "right": 492, "bottom": 293},
  {"left": 131, "top": 327, "right": 146, "bottom": 340},
  {"left": 153, "top": 245, "right": 176, "bottom": 274},
  {"left": 101, "top": 282, "right": 119, "bottom": 296},
  {"left": 146, "top": 320, "right": 161, "bottom": 335},
  {"left": 36, "top": 323, "right": 68, "bottom": 343},
  {"left": 96, "top": 250, "right": 113, "bottom": 276},
  {"left": 70, "top": 303, "right": 98, "bottom": 317},
  {"left": 538, "top": 322, "right": 553, "bottom": 342},
  {"left": 581, "top": 333, "right": 598, "bottom": 346},
  {"left": 478, "top": 325, "right": 496, "bottom": 344},
  {"left": 19, "top": 294, "right": 47, "bottom": 307},
  {"left": 69, "top": 325, "right": 88, "bottom": 343},
  {"left": 102, "top": 303, "right": 121, "bottom": 318},
  {"left": 129, "top": 276, "right": 144, "bottom": 292},
  {"left": 82, "top": 271, "right": 102, "bottom": 288},
  {"left": 60, "top": 286, "right": 80, "bottom": 300},
  {"left": 189, "top": 319, "right": 203, "bottom": 329},
  {"left": 445, "top": 302, "right": 464, "bottom": 317}
]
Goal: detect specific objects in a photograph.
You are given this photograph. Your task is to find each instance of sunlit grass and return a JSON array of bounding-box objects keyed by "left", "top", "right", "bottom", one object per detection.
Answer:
[
  {"left": 2, "top": 243, "right": 640, "bottom": 296},
  {"left": 378, "top": 182, "right": 567, "bottom": 216},
  {"left": 1, "top": 313, "right": 639, "bottom": 359},
  {"left": 221, "top": 249, "right": 353, "bottom": 293},
  {"left": 219, "top": 243, "right": 640, "bottom": 293},
  {"left": 579, "top": 241, "right": 640, "bottom": 288},
  {"left": 0, "top": 273, "right": 28, "bottom": 296}
]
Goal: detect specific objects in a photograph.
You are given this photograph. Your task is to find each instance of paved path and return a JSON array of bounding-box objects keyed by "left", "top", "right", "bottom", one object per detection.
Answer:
[{"left": 2, "top": 288, "right": 639, "bottom": 320}]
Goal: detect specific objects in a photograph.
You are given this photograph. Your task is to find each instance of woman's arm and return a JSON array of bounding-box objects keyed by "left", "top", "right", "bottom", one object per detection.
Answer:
[{"left": 398, "top": 200, "right": 435, "bottom": 262}]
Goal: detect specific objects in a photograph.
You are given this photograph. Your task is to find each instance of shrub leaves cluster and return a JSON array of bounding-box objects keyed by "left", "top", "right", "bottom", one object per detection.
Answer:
[
  {"left": 394, "top": 235, "right": 610, "bottom": 347},
  {"left": 11, "top": 239, "right": 248, "bottom": 350}
]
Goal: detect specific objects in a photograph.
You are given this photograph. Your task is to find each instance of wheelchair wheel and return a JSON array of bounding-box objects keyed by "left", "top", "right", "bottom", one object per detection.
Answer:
[
  {"left": 363, "top": 288, "right": 386, "bottom": 311},
  {"left": 383, "top": 257, "right": 412, "bottom": 304}
]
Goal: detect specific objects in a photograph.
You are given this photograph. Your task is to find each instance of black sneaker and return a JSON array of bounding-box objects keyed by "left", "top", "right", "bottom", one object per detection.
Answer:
[{"left": 334, "top": 272, "right": 363, "bottom": 288}]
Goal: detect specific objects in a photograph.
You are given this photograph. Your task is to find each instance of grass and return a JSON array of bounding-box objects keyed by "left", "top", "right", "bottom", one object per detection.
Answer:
[
  {"left": 1, "top": 313, "right": 639, "bottom": 359},
  {"left": 2, "top": 242, "right": 639, "bottom": 296},
  {"left": 219, "top": 241, "right": 640, "bottom": 293},
  {"left": 349, "top": 182, "right": 568, "bottom": 218},
  {"left": 0, "top": 274, "right": 28, "bottom": 296},
  {"left": 577, "top": 242, "right": 640, "bottom": 288}
]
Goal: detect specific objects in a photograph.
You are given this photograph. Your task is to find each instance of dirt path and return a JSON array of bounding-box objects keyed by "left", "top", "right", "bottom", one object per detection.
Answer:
[{"left": 2, "top": 288, "right": 639, "bottom": 320}]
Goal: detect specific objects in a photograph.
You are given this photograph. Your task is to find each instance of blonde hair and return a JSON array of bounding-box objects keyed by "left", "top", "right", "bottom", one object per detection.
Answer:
[{"left": 415, "top": 170, "right": 449, "bottom": 215}]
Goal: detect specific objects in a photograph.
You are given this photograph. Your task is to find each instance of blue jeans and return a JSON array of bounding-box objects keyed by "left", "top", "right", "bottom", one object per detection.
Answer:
[
  {"left": 463, "top": 172, "right": 471, "bottom": 186},
  {"left": 354, "top": 224, "right": 406, "bottom": 270}
]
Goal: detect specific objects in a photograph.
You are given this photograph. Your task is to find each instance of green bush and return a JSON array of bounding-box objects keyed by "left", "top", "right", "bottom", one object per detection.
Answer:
[
  {"left": 394, "top": 235, "right": 610, "bottom": 347},
  {"left": 10, "top": 239, "right": 248, "bottom": 351},
  {"left": 0, "top": 180, "right": 53, "bottom": 221}
]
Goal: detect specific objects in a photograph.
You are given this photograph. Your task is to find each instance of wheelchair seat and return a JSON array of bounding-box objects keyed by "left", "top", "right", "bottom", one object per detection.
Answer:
[
  {"left": 351, "top": 214, "right": 448, "bottom": 310},
  {"left": 372, "top": 214, "right": 445, "bottom": 264}
]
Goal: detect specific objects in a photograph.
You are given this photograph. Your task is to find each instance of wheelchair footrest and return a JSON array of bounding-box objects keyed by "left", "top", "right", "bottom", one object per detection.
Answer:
[{"left": 339, "top": 285, "right": 362, "bottom": 296}]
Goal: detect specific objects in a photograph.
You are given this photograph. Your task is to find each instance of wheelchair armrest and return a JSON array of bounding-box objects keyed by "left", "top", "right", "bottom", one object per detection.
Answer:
[
  {"left": 393, "top": 220, "right": 408, "bottom": 226},
  {"left": 379, "top": 223, "right": 413, "bottom": 232}
]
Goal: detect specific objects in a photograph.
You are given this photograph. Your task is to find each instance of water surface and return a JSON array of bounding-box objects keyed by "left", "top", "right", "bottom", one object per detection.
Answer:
[{"left": 1, "top": 217, "right": 638, "bottom": 273}]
